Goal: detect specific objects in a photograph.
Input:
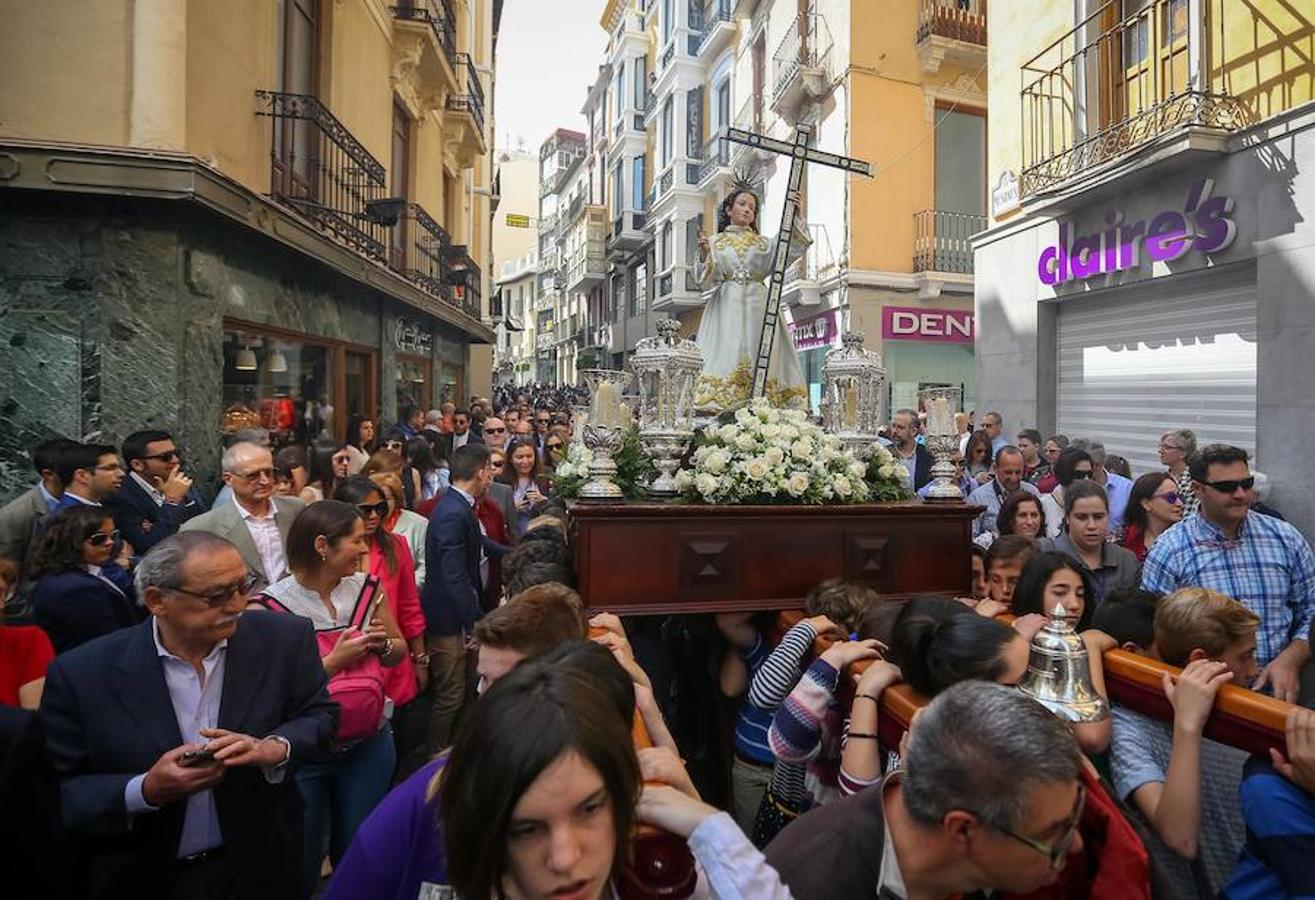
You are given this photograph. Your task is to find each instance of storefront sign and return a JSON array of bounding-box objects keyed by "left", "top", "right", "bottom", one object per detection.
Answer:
[
  {"left": 991, "top": 171, "right": 1020, "bottom": 217},
  {"left": 882, "top": 306, "right": 975, "bottom": 344},
  {"left": 1037, "top": 178, "right": 1236, "bottom": 287},
  {"left": 394, "top": 318, "right": 433, "bottom": 355},
  {"left": 789, "top": 307, "right": 841, "bottom": 351},
  {"left": 505, "top": 213, "right": 531, "bottom": 228}
]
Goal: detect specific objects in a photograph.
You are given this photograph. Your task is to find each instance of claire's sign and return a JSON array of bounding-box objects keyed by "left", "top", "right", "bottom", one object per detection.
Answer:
[
  {"left": 1038, "top": 178, "right": 1236, "bottom": 287},
  {"left": 882, "top": 307, "right": 975, "bottom": 344}
]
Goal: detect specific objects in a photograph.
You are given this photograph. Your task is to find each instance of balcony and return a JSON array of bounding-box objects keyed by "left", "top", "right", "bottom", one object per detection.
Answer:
[
  {"left": 443, "top": 244, "right": 482, "bottom": 319},
  {"left": 608, "top": 208, "right": 649, "bottom": 257},
  {"left": 391, "top": 0, "right": 458, "bottom": 93},
  {"left": 446, "top": 52, "right": 487, "bottom": 163},
  {"left": 771, "top": 12, "right": 834, "bottom": 123},
  {"left": 695, "top": 0, "right": 737, "bottom": 58},
  {"left": 781, "top": 223, "right": 836, "bottom": 307},
  {"left": 643, "top": 89, "right": 659, "bottom": 125},
  {"left": 256, "top": 91, "right": 389, "bottom": 262},
  {"left": 1019, "top": 0, "right": 1250, "bottom": 200},
  {"left": 916, "top": 0, "right": 986, "bottom": 74},
  {"left": 393, "top": 203, "right": 455, "bottom": 304},
  {"left": 566, "top": 205, "right": 608, "bottom": 292},
  {"left": 912, "top": 209, "right": 985, "bottom": 275},
  {"left": 697, "top": 132, "right": 732, "bottom": 186}
]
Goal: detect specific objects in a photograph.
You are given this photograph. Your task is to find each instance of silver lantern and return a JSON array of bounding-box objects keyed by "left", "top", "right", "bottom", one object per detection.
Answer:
[
  {"left": 630, "top": 318, "right": 703, "bottom": 496},
  {"left": 1018, "top": 603, "right": 1111, "bottom": 723},
  {"left": 578, "top": 369, "right": 633, "bottom": 499},
  {"left": 821, "top": 332, "right": 886, "bottom": 458},
  {"left": 919, "top": 384, "right": 964, "bottom": 501}
]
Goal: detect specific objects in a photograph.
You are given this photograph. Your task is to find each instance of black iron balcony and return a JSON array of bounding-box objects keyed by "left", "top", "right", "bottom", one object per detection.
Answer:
[
  {"left": 392, "top": 0, "right": 457, "bottom": 65},
  {"left": 1020, "top": 0, "right": 1250, "bottom": 198},
  {"left": 913, "top": 209, "right": 985, "bottom": 274},
  {"left": 443, "top": 244, "right": 482, "bottom": 319},
  {"left": 917, "top": 0, "right": 986, "bottom": 46},
  {"left": 698, "top": 132, "right": 730, "bottom": 183},
  {"left": 394, "top": 203, "right": 453, "bottom": 301},
  {"left": 695, "top": 0, "right": 735, "bottom": 55},
  {"left": 256, "top": 91, "right": 389, "bottom": 261},
  {"left": 771, "top": 12, "right": 833, "bottom": 108},
  {"left": 447, "top": 52, "right": 486, "bottom": 137}
]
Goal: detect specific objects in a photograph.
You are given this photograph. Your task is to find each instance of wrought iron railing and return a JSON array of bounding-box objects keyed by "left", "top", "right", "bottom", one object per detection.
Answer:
[
  {"left": 444, "top": 245, "right": 481, "bottom": 318},
  {"left": 659, "top": 167, "right": 674, "bottom": 196},
  {"left": 447, "top": 52, "right": 486, "bottom": 136},
  {"left": 391, "top": 0, "right": 457, "bottom": 65},
  {"left": 644, "top": 185, "right": 657, "bottom": 212},
  {"left": 772, "top": 12, "right": 833, "bottom": 104},
  {"left": 1020, "top": 0, "right": 1249, "bottom": 198},
  {"left": 912, "top": 210, "right": 985, "bottom": 274},
  {"left": 661, "top": 41, "right": 676, "bottom": 71},
  {"left": 917, "top": 0, "right": 987, "bottom": 45},
  {"left": 698, "top": 132, "right": 730, "bottom": 182},
  {"left": 256, "top": 91, "right": 389, "bottom": 261},
  {"left": 694, "top": 0, "right": 734, "bottom": 53},
  {"left": 396, "top": 203, "right": 453, "bottom": 300},
  {"left": 657, "top": 271, "right": 673, "bottom": 298}
]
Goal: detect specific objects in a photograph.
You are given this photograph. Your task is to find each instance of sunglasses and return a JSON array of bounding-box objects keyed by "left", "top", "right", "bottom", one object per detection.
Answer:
[
  {"left": 485, "top": 427, "right": 507, "bottom": 434},
  {"left": 1202, "top": 476, "right": 1254, "bottom": 494},
  {"left": 491, "top": 461, "right": 506, "bottom": 469},
  {"left": 1071, "top": 470, "right": 1093, "bottom": 480},
  {"left": 1151, "top": 491, "right": 1183, "bottom": 504},
  {"left": 546, "top": 442, "right": 564, "bottom": 451},
  {"left": 383, "top": 441, "right": 404, "bottom": 451},
  {"left": 169, "top": 572, "right": 261, "bottom": 607},
  {"left": 355, "top": 501, "right": 389, "bottom": 517},
  {"left": 972, "top": 783, "right": 1086, "bottom": 870},
  {"left": 85, "top": 529, "right": 121, "bottom": 547}
]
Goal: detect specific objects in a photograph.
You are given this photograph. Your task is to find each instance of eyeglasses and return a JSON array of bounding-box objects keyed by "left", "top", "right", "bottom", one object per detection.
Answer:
[
  {"left": 1202, "top": 476, "right": 1254, "bottom": 494},
  {"left": 85, "top": 529, "right": 121, "bottom": 547},
  {"left": 1152, "top": 491, "right": 1183, "bottom": 504},
  {"left": 1159, "top": 443, "right": 1185, "bottom": 453},
  {"left": 167, "top": 573, "right": 261, "bottom": 607},
  {"left": 970, "top": 783, "right": 1086, "bottom": 870},
  {"left": 94, "top": 463, "right": 124, "bottom": 472},
  {"left": 485, "top": 427, "right": 507, "bottom": 434},
  {"left": 332, "top": 455, "right": 352, "bottom": 467},
  {"left": 139, "top": 450, "right": 180, "bottom": 462},
  {"left": 1071, "top": 470, "right": 1093, "bottom": 480},
  {"left": 355, "top": 501, "right": 389, "bottom": 518},
  {"left": 231, "top": 467, "right": 275, "bottom": 483},
  {"left": 383, "top": 441, "right": 404, "bottom": 451}
]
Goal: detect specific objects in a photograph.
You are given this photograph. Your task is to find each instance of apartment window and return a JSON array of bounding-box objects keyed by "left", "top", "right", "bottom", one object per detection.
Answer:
[
  {"left": 274, "top": 0, "right": 320, "bottom": 195},
  {"left": 632, "top": 156, "right": 645, "bottom": 209},
  {"left": 633, "top": 55, "right": 647, "bottom": 108},
  {"left": 684, "top": 215, "right": 703, "bottom": 288},
  {"left": 662, "top": 0, "right": 673, "bottom": 43},
  {"left": 934, "top": 109, "right": 986, "bottom": 215},
  {"left": 713, "top": 79, "right": 731, "bottom": 132},
  {"left": 660, "top": 221, "right": 673, "bottom": 271},
  {"left": 686, "top": 87, "right": 703, "bottom": 156},
  {"left": 631, "top": 262, "right": 647, "bottom": 317},
  {"left": 612, "top": 273, "right": 625, "bottom": 322},
  {"left": 614, "top": 60, "right": 626, "bottom": 117},
  {"left": 389, "top": 101, "right": 411, "bottom": 269},
  {"left": 661, "top": 98, "right": 673, "bottom": 166},
  {"left": 613, "top": 164, "right": 624, "bottom": 215}
]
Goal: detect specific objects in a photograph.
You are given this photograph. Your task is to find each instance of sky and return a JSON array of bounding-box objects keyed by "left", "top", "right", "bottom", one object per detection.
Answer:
[{"left": 493, "top": 0, "right": 609, "bottom": 153}]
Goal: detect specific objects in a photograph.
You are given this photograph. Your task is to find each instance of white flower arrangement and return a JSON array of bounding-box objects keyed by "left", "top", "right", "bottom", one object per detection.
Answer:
[
  {"left": 674, "top": 397, "right": 910, "bottom": 505},
  {"left": 553, "top": 442, "right": 594, "bottom": 481}
]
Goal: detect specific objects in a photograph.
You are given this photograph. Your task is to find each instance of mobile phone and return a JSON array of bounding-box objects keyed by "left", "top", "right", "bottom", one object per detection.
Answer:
[
  {"left": 366, "top": 588, "right": 386, "bottom": 625},
  {"left": 178, "top": 747, "right": 216, "bottom": 767}
]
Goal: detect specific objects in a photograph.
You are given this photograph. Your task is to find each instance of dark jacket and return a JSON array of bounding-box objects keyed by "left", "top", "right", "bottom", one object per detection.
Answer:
[
  {"left": 765, "top": 783, "right": 890, "bottom": 900},
  {"left": 103, "top": 476, "right": 205, "bottom": 553},
  {"left": 0, "top": 485, "right": 49, "bottom": 570},
  {"left": 420, "top": 488, "right": 507, "bottom": 635},
  {"left": 32, "top": 569, "right": 143, "bottom": 654},
  {"left": 910, "top": 444, "right": 935, "bottom": 492},
  {"left": 0, "top": 707, "right": 73, "bottom": 898},
  {"left": 39, "top": 612, "right": 338, "bottom": 899}
]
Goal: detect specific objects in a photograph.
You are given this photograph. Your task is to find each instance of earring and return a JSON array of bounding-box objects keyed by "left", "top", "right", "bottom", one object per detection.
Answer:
[{"left": 318, "top": 549, "right": 327, "bottom": 561}]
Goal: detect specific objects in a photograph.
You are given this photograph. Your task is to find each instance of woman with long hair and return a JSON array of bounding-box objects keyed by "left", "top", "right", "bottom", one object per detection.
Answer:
[
  {"left": 963, "top": 430, "right": 994, "bottom": 486},
  {"left": 1040, "top": 480, "right": 1139, "bottom": 606},
  {"left": 499, "top": 438, "right": 550, "bottom": 539},
  {"left": 345, "top": 414, "right": 378, "bottom": 475},
  {"left": 1121, "top": 471, "right": 1185, "bottom": 562},
  {"left": 302, "top": 440, "right": 352, "bottom": 504},
  {"left": 325, "top": 641, "right": 787, "bottom": 900},
  {"left": 405, "top": 437, "right": 445, "bottom": 502},
  {"left": 259, "top": 500, "right": 406, "bottom": 890},
  {"left": 29, "top": 506, "right": 141, "bottom": 653},
  {"left": 542, "top": 425, "right": 570, "bottom": 474},
  {"left": 1039, "top": 447, "right": 1094, "bottom": 537},
  {"left": 367, "top": 471, "right": 428, "bottom": 588},
  {"left": 0, "top": 556, "right": 54, "bottom": 708},
  {"left": 363, "top": 448, "right": 421, "bottom": 512}
]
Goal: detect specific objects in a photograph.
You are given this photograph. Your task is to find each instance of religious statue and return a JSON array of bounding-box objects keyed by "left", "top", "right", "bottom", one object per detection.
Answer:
[{"left": 692, "top": 178, "right": 812, "bottom": 411}]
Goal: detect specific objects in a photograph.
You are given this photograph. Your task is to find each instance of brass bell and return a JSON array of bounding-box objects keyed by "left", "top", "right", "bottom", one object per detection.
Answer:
[{"left": 1017, "top": 603, "right": 1110, "bottom": 723}]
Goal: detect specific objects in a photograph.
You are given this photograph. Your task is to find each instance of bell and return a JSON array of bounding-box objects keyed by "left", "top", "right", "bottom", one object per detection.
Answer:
[{"left": 1017, "top": 603, "right": 1110, "bottom": 723}]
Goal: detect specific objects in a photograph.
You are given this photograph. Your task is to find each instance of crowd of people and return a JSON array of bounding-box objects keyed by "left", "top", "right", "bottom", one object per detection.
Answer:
[{"left": 0, "top": 395, "right": 1312, "bottom": 900}]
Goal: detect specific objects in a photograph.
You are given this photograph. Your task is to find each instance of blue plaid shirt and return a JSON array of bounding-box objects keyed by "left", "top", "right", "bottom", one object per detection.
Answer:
[{"left": 1141, "top": 512, "right": 1315, "bottom": 669}]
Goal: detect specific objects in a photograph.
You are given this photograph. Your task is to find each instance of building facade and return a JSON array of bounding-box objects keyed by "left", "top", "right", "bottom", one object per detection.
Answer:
[
  {"left": 594, "top": 0, "right": 988, "bottom": 411},
  {"left": 491, "top": 147, "right": 539, "bottom": 383},
  {"left": 0, "top": 0, "right": 499, "bottom": 497},
  {"left": 973, "top": 0, "right": 1314, "bottom": 535}
]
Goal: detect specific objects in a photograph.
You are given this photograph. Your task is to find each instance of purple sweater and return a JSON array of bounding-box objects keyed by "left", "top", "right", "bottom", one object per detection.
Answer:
[{"left": 324, "top": 757, "right": 448, "bottom": 900}]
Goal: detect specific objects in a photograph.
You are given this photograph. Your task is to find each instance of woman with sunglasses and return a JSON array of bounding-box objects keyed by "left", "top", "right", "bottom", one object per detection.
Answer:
[
  {"left": 367, "top": 472, "right": 428, "bottom": 588},
  {"left": 364, "top": 444, "right": 422, "bottom": 512},
  {"left": 1039, "top": 447, "right": 1093, "bottom": 538},
  {"left": 28, "top": 505, "right": 142, "bottom": 653},
  {"left": 302, "top": 440, "right": 353, "bottom": 504},
  {"left": 1121, "top": 471, "right": 1184, "bottom": 563},
  {"left": 542, "top": 425, "right": 570, "bottom": 474}
]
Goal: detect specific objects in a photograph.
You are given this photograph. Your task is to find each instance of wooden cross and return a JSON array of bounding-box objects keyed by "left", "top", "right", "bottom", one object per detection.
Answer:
[{"left": 722, "top": 123, "right": 872, "bottom": 399}]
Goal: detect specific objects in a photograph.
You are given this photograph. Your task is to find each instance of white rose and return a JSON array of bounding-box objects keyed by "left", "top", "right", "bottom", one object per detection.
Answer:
[
  {"left": 695, "top": 472, "right": 719, "bottom": 497},
  {"left": 764, "top": 446, "right": 785, "bottom": 466},
  {"left": 760, "top": 423, "right": 781, "bottom": 441},
  {"left": 878, "top": 464, "right": 895, "bottom": 479},
  {"left": 764, "top": 408, "right": 781, "bottom": 425},
  {"left": 734, "top": 407, "right": 754, "bottom": 425},
  {"left": 693, "top": 445, "right": 711, "bottom": 464},
  {"left": 705, "top": 449, "right": 728, "bottom": 475},
  {"left": 786, "top": 472, "right": 810, "bottom": 497},
  {"left": 745, "top": 457, "right": 770, "bottom": 481},
  {"left": 833, "top": 474, "right": 853, "bottom": 497},
  {"left": 786, "top": 409, "right": 808, "bottom": 425},
  {"left": 848, "top": 460, "right": 867, "bottom": 479},
  {"left": 791, "top": 438, "right": 814, "bottom": 462},
  {"left": 780, "top": 424, "right": 799, "bottom": 441},
  {"left": 673, "top": 469, "right": 694, "bottom": 492},
  {"left": 718, "top": 423, "right": 740, "bottom": 443},
  {"left": 874, "top": 445, "right": 893, "bottom": 464},
  {"left": 893, "top": 464, "right": 910, "bottom": 482},
  {"left": 735, "top": 433, "right": 757, "bottom": 452}
]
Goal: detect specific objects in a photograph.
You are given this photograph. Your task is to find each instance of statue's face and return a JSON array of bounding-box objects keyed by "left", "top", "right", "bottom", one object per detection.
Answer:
[{"left": 729, "top": 192, "right": 757, "bottom": 228}]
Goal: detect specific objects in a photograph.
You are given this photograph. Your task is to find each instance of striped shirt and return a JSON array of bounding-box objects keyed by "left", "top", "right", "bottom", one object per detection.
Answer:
[
  {"left": 733, "top": 633, "right": 773, "bottom": 764},
  {"left": 747, "top": 620, "right": 819, "bottom": 812},
  {"left": 1141, "top": 511, "right": 1315, "bottom": 669}
]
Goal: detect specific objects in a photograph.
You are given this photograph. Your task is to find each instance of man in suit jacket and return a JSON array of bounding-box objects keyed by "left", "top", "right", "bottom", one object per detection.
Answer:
[
  {"left": 181, "top": 442, "right": 303, "bottom": 591},
  {"left": 890, "top": 408, "right": 936, "bottom": 492},
  {"left": 105, "top": 430, "right": 206, "bottom": 554},
  {"left": 39, "top": 531, "right": 337, "bottom": 898},
  {"left": 421, "top": 443, "right": 508, "bottom": 752},
  {"left": 430, "top": 407, "right": 475, "bottom": 464},
  {"left": 0, "top": 437, "right": 76, "bottom": 566}
]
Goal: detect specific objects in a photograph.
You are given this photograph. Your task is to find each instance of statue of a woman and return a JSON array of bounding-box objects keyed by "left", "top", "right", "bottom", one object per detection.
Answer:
[{"left": 692, "top": 185, "right": 812, "bottom": 410}]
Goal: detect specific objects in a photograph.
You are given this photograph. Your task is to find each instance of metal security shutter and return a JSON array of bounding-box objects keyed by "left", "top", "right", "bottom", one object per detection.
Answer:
[{"left": 1055, "top": 265, "right": 1257, "bottom": 477}]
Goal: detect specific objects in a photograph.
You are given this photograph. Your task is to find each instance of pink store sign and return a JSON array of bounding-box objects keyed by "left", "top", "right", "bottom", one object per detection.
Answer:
[
  {"left": 789, "top": 307, "right": 841, "bottom": 351},
  {"left": 882, "top": 307, "right": 975, "bottom": 344}
]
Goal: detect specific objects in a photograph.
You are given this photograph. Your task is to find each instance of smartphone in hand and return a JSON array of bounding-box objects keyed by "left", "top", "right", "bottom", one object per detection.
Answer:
[{"left": 178, "top": 747, "right": 217, "bottom": 767}]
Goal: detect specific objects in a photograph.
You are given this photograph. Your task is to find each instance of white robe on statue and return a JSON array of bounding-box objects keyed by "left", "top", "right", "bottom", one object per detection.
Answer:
[{"left": 692, "top": 222, "right": 811, "bottom": 410}]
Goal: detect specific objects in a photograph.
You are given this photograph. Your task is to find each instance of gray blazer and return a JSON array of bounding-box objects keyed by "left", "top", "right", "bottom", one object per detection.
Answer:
[
  {"left": 0, "top": 486, "right": 48, "bottom": 566},
  {"left": 485, "top": 481, "right": 519, "bottom": 545},
  {"left": 180, "top": 496, "right": 305, "bottom": 588}
]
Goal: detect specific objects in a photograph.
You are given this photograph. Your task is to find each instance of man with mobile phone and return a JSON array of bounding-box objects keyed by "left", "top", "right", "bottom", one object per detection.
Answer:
[
  {"left": 40, "top": 531, "right": 337, "bottom": 898},
  {"left": 106, "top": 430, "right": 207, "bottom": 553}
]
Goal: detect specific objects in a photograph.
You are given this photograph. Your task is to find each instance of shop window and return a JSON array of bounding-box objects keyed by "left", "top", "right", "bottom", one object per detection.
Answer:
[
  {"left": 223, "top": 329, "right": 336, "bottom": 448},
  {"left": 396, "top": 355, "right": 432, "bottom": 415}
]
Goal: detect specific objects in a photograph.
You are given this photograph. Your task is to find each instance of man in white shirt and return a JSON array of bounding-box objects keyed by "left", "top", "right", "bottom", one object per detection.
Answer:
[
  {"left": 181, "top": 443, "right": 303, "bottom": 590},
  {"left": 1071, "top": 438, "right": 1134, "bottom": 534}
]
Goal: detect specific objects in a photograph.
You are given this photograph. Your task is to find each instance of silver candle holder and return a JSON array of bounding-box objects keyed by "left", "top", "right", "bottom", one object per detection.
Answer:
[
  {"left": 821, "top": 332, "right": 887, "bottom": 459},
  {"left": 579, "top": 369, "right": 633, "bottom": 500},
  {"left": 920, "top": 385, "right": 964, "bottom": 501},
  {"left": 630, "top": 318, "right": 702, "bottom": 497}
]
